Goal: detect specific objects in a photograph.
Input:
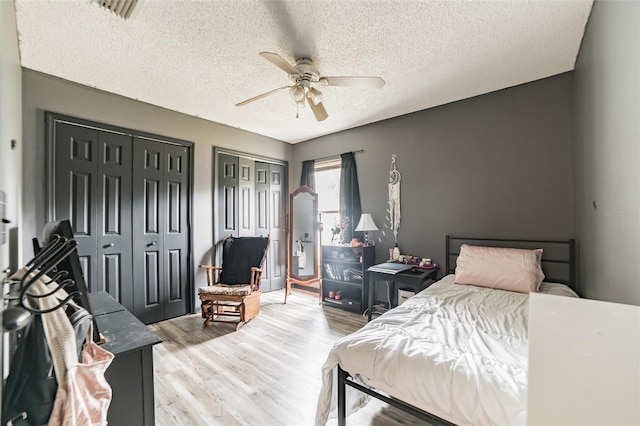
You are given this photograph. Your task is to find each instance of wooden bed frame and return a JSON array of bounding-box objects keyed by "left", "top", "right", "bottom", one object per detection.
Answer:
[{"left": 336, "top": 235, "right": 577, "bottom": 426}]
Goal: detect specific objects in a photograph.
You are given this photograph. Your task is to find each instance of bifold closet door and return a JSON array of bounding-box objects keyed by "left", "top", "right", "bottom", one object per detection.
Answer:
[
  {"left": 52, "top": 122, "right": 134, "bottom": 311},
  {"left": 218, "top": 153, "right": 239, "bottom": 238},
  {"left": 132, "top": 138, "right": 189, "bottom": 324},
  {"left": 217, "top": 153, "right": 286, "bottom": 292},
  {"left": 255, "top": 162, "right": 286, "bottom": 292}
]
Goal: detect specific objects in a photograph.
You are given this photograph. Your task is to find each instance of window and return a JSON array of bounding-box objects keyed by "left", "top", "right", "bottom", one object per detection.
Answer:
[{"left": 314, "top": 159, "right": 341, "bottom": 244}]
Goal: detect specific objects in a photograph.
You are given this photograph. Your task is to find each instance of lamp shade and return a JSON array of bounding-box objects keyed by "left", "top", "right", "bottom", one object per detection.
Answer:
[{"left": 354, "top": 214, "right": 379, "bottom": 232}]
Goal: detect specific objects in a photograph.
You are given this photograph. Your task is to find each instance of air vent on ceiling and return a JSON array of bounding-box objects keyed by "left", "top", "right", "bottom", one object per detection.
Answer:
[{"left": 93, "top": 0, "right": 144, "bottom": 20}]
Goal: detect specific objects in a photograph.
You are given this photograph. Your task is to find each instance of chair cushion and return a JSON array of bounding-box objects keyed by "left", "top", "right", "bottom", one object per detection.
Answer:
[
  {"left": 219, "top": 236, "right": 269, "bottom": 285},
  {"left": 198, "top": 284, "right": 253, "bottom": 297}
]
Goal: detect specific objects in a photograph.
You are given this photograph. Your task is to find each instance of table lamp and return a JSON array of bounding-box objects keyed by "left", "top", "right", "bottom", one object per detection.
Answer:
[{"left": 354, "top": 214, "right": 378, "bottom": 246}]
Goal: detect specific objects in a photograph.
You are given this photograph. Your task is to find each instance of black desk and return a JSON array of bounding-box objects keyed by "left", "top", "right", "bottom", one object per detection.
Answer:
[
  {"left": 367, "top": 266, "right": 438, "bottom": 321},
  {"left": 88, "top": 292, "right": 162, "bottom": 426}
]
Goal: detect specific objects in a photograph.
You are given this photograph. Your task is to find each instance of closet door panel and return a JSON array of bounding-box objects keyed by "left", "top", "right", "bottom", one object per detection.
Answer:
[
  {"left": 97, "top": 132, "right": 133, "bottom": 310},
  {"left": 132, "top": 139, "right": 165, "bottom": 324},
  {"left": 53, "top": 123, "right": 99, "bottom": 291},
  {"left": 254, "top": 161, "right": 272, "bottom": 290},
  {"left": 238, "top": 157, "right": 255, "bottom": 237},
  {"left": 167, "top": 249, "right": 183, "bottom": 300},
  {"left": 143, "top": 179, "right": 161, "bottom": 234},
  {"left": 268, "top": 163, "right": 286, "bottom": 291},
  {"left": 255, "top": 163, "right": 269, "bottom": 236},
  {"left": 218, "top": 153, "right": 239, "bottom": 239},
  {"left": 143, "top": 251, "right": 161, "bottom": 305},
  {"left": 163, "top": 144, "right": 189, "bottom": 319}
]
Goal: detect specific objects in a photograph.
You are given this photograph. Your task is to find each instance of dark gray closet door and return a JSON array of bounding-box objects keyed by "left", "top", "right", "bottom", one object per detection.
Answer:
[
  {"left": 97, "top": 131, "right": 133, "bottom": 309},
  {"left": 162, "top": 143, "right": 190, "bottom": 319},
  {"left": 238, "top": 157, "right": 255, "bottom": 237},
  {"left": 53, "top": 123, "right": 133, "bottom": 310},
  {"left": 267, "top": 162, "right": 286, "bottom": 291},
  {"left": 53, "top": 123, "right": 98, "bottom": 291},
  {"left": 255, "top": 161, "right": 270, "bottom": 290},
  {"left": 217, "top": 153, "right": 239, "bottom": 239},
  {"left": 132, "top": 138, "right": 189, "bottom": 324},
  {"left": 215, "top": 153, "right": 287, "bottom": 292},
  {"left": 254, "top": 162, "right": 286, "bottom": 292}
]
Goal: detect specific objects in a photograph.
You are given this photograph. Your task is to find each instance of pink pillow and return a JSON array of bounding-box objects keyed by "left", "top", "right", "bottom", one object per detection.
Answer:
[{"left": 454, "top": 244, "right": 545, "bottom": 293}]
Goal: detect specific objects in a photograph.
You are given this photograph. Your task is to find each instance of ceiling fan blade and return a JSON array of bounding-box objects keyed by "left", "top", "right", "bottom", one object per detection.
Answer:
[
  {"left": 235, "top": 86, "right": 289, "bottom": 107},
  {"left": 307, "top": 96, "right": 328, "bottom": 122},
  {"left": 259, "top": 52, "right": 301, "bottom": 75},
  {"left": 321, "top": 76, "right": 385, "bottom": 89}
]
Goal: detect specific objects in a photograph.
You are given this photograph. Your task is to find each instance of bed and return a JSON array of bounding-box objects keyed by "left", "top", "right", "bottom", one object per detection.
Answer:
[{"left": 315, "top": 236, "right": 578, "bottom": 426}]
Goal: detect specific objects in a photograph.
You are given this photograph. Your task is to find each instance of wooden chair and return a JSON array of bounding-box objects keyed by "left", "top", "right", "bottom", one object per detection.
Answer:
[{"left": 198, "top": 235, "right": 270, "bottom": 330}]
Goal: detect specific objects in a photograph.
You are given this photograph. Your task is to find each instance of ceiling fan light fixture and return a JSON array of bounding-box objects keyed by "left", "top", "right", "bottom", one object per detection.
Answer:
[
  {"left": 236, "top": 52, "right": 383, "bottom": 123},
  {"left": 289, "top": 85, "right": 305, "bottom": 103},
  {"left": 308, "top": 88, "right": 323, "bottom": 105}
]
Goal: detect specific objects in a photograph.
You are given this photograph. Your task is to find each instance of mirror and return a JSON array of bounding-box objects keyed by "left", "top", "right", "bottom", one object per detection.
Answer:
[{"left": 285, "top": 186, "right": 322, "bottom": 303}]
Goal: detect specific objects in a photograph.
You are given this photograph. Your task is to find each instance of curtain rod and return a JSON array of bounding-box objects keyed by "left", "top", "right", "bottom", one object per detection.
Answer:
[{"left": 302, "top": 149, "right": 365, "bottom": 163}]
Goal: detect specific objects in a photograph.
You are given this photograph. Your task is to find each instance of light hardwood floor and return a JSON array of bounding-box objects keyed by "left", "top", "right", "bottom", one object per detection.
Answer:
[{"left": 149, "top": 289, "right": 430, "bottom": 426}]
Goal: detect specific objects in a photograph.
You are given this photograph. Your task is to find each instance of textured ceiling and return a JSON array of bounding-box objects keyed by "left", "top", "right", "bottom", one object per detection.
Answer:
[{"left": 14, "top": 0, "right": 593, "bottom": 144}]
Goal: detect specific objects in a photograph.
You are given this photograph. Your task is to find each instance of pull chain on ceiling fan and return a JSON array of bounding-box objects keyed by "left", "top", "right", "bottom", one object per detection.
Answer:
[{"left": 236, "top": 52, "right": 385, "bottom": 122}]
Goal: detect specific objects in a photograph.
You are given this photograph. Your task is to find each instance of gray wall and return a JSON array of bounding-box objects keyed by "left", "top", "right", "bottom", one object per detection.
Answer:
[
  {"left": 0, "top": 0, "right": 22, "bottom": 398},
  {"left": 21, "top": 70, "right": 293, "bottom": 307},
  {"left": 0, "top": 0, "right": 23, "bottom": 272},
  {"left": 294, "top": 73, "right": 575, "bottom": 279},
  {"left": 574, "top": 0, "right": 640, "bottom": 305}
]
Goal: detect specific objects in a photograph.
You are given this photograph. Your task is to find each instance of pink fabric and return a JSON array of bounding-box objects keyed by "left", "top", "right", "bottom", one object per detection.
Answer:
[
  {"left": 454, "top": 244, "right": 545, "bottom": 293},
  {"left": 15, "top": 270, "right": 114, "bottom": 426},
  {"left": 37, "top": 277, "right": 113, "bottom": 426},
  {"left": 48, "top": 336, "right": 114, "bottom": 426}
]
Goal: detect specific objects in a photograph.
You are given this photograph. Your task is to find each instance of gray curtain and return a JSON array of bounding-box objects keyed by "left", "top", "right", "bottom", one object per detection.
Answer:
[
  {"left": 340, "top": 152, "right": 362, "bottom": 243},
  {"left": 300, "top": 160, "right": 315, "bottom": 190}
]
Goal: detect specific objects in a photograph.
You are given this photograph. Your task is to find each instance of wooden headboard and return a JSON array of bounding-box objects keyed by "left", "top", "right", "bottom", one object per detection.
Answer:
[{"left": 445, "top": 235, "right": 577, "bottom": 293}]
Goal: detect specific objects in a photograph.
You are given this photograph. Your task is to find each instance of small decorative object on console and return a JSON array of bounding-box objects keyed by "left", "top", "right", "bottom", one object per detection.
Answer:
[
  {"left": 395, "top": 254, "right": 439, "bottom": 270},
  {"left": 420, "top": 258, "right": 432, "bottom": 267}
]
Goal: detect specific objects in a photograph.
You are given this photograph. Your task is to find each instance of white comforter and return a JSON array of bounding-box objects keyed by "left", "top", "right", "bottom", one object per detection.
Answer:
[{"left": 315, "top": 275, "right": 578, "bottom": 426}]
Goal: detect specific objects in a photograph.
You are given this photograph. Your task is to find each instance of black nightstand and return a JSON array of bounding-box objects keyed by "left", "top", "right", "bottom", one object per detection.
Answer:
[{"left": 366, "top": 266, "right": 438, "bottom": 321}]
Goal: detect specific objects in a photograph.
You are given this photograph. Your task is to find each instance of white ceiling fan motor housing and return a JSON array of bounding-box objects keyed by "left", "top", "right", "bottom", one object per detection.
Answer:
[{"left": 292, "top": 58, "right": 320, "bottom": 85}]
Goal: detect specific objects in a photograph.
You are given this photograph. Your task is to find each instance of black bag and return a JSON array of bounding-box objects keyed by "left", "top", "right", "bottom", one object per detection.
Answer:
[
  {"left": 2, "top": 315, "right": 56, "bottom": 426},
  {"left": 2, "top": 305, "right": 92, "bottom": 426}
]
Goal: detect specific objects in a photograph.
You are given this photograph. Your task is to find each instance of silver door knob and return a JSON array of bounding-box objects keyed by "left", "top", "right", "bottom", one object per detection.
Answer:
[
  {"left": 147, "top": 241, "right": 156, "bottom": 247},
  {"left": 103, "top": 243, "right": 114, "bottom": 248}
]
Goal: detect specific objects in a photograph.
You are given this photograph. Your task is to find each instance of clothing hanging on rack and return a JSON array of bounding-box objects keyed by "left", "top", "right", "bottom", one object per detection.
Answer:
[
  {"left": 2, "top": 235, "right": 114, "bottom": 426},
  {"left": 2, "top": 314, "right": 56, "bottom": 425}
]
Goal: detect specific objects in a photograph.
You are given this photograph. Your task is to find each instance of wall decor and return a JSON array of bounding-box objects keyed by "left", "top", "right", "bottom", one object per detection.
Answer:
[{"left": 387, "top": 154, "right": 401, "bottom": 245}]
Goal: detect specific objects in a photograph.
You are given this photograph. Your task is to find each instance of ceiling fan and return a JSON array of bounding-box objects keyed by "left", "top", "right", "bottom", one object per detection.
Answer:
[{"left": 236, "top": 52, "right": 385, "bottom": 122}]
